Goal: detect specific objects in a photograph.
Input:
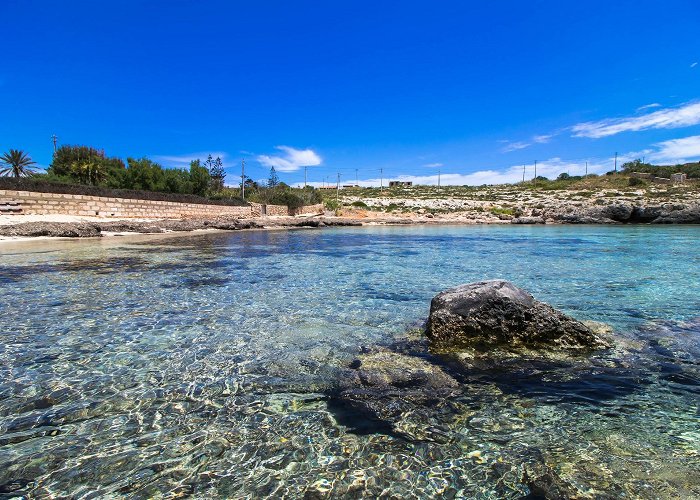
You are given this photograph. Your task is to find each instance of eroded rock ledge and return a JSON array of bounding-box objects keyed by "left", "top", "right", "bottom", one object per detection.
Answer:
[{"left": 0, "top": 217, "right": 363, "bottom": 238}]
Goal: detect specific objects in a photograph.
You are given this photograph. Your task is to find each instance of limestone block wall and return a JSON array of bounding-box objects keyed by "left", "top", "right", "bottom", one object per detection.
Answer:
[
  {"left": 0, "top": 189, "right": 252, "bottom": 218},
  {"left": 249, "top": 202, "right": 264, "bottom": 216},
  {"left": 265, "top": 204, "right": 290, "bottom": 216},
  {"left": 290, "top": 203, "right": 325, "bottom": 216}
]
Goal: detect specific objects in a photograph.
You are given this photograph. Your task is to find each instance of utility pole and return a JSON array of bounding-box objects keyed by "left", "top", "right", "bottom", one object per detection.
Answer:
[
  {"left": 51, "top": 134, "right": 58, "bottom": 153},
  {"left": 304, "top": 166, "right": 307, "bottom": 188},
  {"left": 336, "top": 173, "right": 340, "bottom": 204},
  {"left": 534, "top": 160, "right": 537, "bottom": 187},
  {"left": 522, "top": 164, "right": 526, "bottom": 183},
  {"left": 585, "top": 161, "right": 588, "bottom": 176},
  {"left": 614, "top": 152, "right": 618, "bottom": 173},
  {"left": 380, "top": 168, "right": 383, "bottom": 193},
  {"left": 241, "top": 159, "right": 245, "bottom": 200},
  {"left": 438, "top": 169, "right": 441, "bottom": 191},
  {"left": 355, "top": 168, "right": 359, "bottom": 187}
]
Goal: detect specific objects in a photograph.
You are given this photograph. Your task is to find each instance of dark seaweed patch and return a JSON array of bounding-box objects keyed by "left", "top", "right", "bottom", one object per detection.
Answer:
[{"left": 325, "top": 396, "right": 398, "bottom": 437}]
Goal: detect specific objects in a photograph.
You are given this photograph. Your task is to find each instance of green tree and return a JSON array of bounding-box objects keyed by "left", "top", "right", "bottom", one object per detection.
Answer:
[
  {"left": 49, "top": 145, "right": 125, "bottom": 185},
  {"left": 189, "top": 159, "right": 211, "bottom": 196},
  {"left": 208, "top": 156, "right": 225, "bottom": 191},
  {"left": 0, "top": 149, "right": 37, "bottom": 178},
  {"left": 243, "top": 175, "right": 258, "bottom": 190},
  {"left": 123, "top": 157, "right": 167, "bottom": 191},
  {"left": 267, "top": 167, "right": 280, "bottom": 188},
  {"left": 69, "top": 159, "right": 105, "bottom": 185}
]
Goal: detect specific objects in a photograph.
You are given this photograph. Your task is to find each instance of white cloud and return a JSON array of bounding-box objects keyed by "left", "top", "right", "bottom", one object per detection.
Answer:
[
  {"left": 501, "top": 141, "right": 531, "bottom": 152},
  {"left": 647, "top": 135, "right": 700, "bottom": 164},
  {"left": 424, "top": 162, "right": 443, "bottom": 168},
  {"left": 636, "top": 103, "right": 661, "bottom": 112},
  {"left": 299, "top": 158, "right": 611, "bottom": 188},
  {"left": 153, "top": 151, "right": 228, "bottom": 169},
  {"left": 691, "top": 62, "right": 698, "bottom": 68},
  {"left": 501, "top": 133, "right": 557, "bottom": 153},
  {"left": 257, "top": 146, "right": 322, "bottom": 172},
  {"left": 571, "top": 101, "right": 700, "bottom": 138}
]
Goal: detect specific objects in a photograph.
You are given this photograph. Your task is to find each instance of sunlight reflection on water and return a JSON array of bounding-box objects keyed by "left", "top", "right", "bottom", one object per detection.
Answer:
[{"left": 0, "top": 225, "right": 699, "bottom": 498}]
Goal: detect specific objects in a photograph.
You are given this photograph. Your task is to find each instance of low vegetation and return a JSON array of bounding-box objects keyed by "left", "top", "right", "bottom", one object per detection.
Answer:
[{"left": 1, "top": 146, "right": 323, "bottom": 208}]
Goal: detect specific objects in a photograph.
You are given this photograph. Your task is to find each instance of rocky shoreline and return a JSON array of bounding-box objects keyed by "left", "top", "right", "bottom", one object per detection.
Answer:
[
  {"left": 0, "top": 216, "right": 368, "bottom": 239},
  {"left": 1, "top": 198, "right": 699, "bottom": 240}
]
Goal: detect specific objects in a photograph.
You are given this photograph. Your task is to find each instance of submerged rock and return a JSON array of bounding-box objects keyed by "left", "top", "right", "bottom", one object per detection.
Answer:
[
  {"left": 346, "top": 351, "right": 458, "bottom": 394},
  {"left": 426, "top": 280, "right": 611, "bottom": 351},
  {"left": 333, "top": 351, "right": 460, "bottom": 442}
]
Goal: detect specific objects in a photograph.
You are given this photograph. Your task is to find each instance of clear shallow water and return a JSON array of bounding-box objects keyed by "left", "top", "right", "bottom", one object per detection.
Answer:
[{"left": 0, "top": 225, "right": 698, "bottom": 498}]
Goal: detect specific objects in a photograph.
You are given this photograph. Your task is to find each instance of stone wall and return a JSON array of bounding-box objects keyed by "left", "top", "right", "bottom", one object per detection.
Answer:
[
  {"left": 265, "top": 204, "right": 290, "bottom": 216},
  {"left": 0, "top": 189, "right": 252, "bottom": 218},
  {"left": 0, "top": 189, "right": 326, "bottom": 219},
  {"left": 290, "top": 203, "right": 325, "bottom": 216}
]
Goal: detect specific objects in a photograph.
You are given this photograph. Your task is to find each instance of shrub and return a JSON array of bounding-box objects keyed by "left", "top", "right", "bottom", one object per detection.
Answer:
[{"left": 0, "top": 177, "right": 248, "bottom": 206}]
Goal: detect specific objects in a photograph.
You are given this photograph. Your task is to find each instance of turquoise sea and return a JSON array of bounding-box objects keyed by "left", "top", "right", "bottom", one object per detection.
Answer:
[{"left": 0, "top": 225, "right": 699, "bottom": 498}]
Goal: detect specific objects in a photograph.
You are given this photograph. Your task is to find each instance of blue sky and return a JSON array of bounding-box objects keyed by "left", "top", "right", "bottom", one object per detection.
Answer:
[{"left": 2, "top": 0, "right": 700, "bottom": 186}]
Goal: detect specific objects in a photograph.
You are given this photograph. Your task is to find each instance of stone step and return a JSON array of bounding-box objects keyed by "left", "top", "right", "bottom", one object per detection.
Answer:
[{"left": 0, "top": 199, "right": 23, "bottom": 213}]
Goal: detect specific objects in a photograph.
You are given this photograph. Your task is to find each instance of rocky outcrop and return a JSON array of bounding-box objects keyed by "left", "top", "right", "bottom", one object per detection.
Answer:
[
  {"left": 426, "top": 280, "right": 611, "bottom": 350},
  {"left": 0, "top": 222, "right": 102, "bottom": 238},
  {"left": 546, "top": 202, "right": 700, "bottom": 224}
]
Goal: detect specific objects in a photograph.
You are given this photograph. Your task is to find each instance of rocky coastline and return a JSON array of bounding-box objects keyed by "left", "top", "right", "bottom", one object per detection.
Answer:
[{"left": 1, "top": 198, "right": 699, "bottom": 240}]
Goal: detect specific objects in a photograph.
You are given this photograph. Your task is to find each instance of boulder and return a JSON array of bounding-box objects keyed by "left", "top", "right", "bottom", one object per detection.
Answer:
[
  {"left": 600, "top": 203, "right": 634, "bottom": 222},
  {"left": 426, "top": 280, "right": 610, "bottom": 350}
]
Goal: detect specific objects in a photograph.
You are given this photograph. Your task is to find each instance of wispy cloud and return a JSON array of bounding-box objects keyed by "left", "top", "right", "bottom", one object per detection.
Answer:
[
  {"left": 501, "top": 133, "right": 556, "bottom": 153},
  {"left": 257, "top": 146, "right": 322, "bottom": 172},
  {"left": 647, "top": 135, "right": 700, "bottom": 164},
  {"left": 571, "top": 101, "right": 700, "bottom": 138},
  {"left": 423, "top": 162, "right": 443, "bottom": 168},
  {"left": 153, "top": 151, "right": 228, "bottom": 169},
  {"left": 501, "top": 141, "right": 531, "bottom": 152},
  {"left": 636, "top": 103, "right": 661, "bottom": 112},
  {"left": 691, "top": 62, "right": 698, "bottom": 68}
]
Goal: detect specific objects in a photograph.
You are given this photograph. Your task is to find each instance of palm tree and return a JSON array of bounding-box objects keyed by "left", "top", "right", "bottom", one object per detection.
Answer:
[{"left": 0, "top": 149, "right": 37, "bottom": 178}]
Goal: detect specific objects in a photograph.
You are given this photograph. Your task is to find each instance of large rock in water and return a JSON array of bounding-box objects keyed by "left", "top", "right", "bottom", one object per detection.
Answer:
[{"left": 427, "top": 280, "right": 610, "bottom": 350}]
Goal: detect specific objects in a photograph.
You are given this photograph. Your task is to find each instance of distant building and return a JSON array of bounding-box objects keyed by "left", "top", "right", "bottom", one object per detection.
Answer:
[
  {"left": 342, "top": 184, "right": 359, "bottom": 188},
  {"left": 671, "top": 173, "right": 687, "bottom": 184},
  {"left": 388, "top": 181, "right": 413, "bottom": 187}
]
